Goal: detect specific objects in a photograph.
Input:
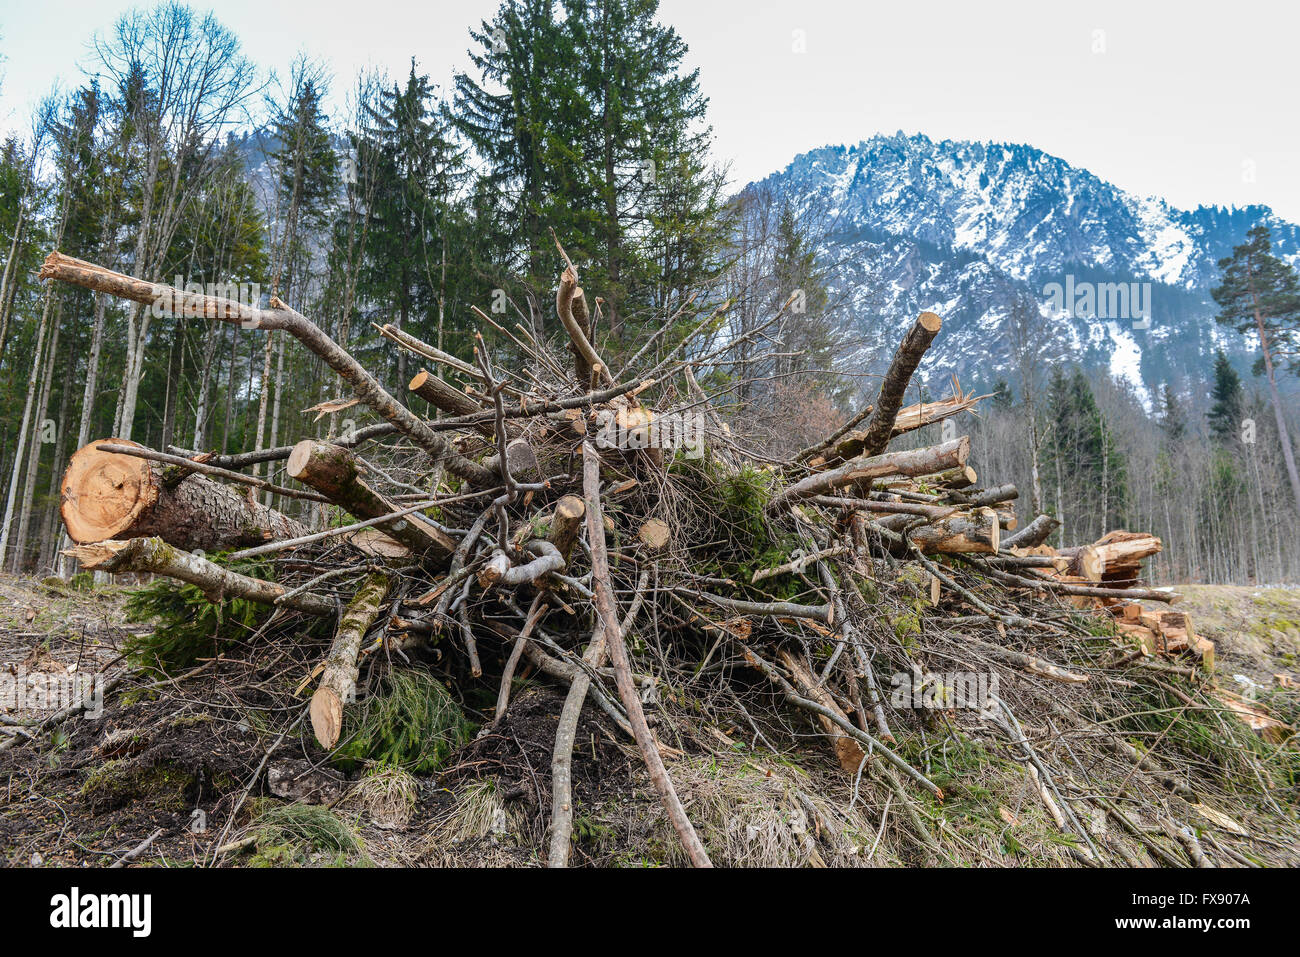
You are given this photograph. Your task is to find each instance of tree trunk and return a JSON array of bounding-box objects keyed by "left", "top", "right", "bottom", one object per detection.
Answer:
[
  {"left": 857, "top": 312, "right": 943, "bottom": 458},
  {"left": 286, "top": 440, "right": 456, "bottom": 563},
  {"left": 67, "top": 537, "right": 333, "bottom": 616},
  {"left": 772, "top": 437, "right": 969, "bottom": 508},
  {"left": 310, "top": 572, "right": 391, "bottom": 749},
  {"left": 61, "top": 438, "right": 307, "bottom": 552}
]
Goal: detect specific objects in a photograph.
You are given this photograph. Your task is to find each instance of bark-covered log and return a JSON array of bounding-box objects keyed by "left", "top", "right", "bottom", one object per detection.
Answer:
[
  {"left": 286, "top": 440, "right": 456, "bottom": 563},
  {"left": 64, "top": 538, "right": 334, "bottom": 616},
  {"left": 310, "top": 572, "right": 392, "bottom": 749},
  {"left": 547, "top": 495, "right": 586, "bottom": 561},
  {"left": 817, "top": 386, "right": 981, "bottom": 466},
  {"left": 1057, "top": 544, "right": 1103, "bottom": 582},
  {"left": 408, "top": 369, "right": 490, "bottom": 430},
  {"left": 772, "top": 436, "right": 969, "bottom": 509},
  {"left": 855, "top": 312, "right": 943, "bottom": 458},
  {"left": 1092, "top": 531, "right": 1162, "bottom": 584},
  {"left": 886, "top": 510, "right": 999, "bottom": 554},
  {"left": 61, "top": 438, "right": 307, "bottom": 551},
  {"left": 777, "top": 648, "right": 866, "bottom": 773},
  {"left": 1001, "top": 514, "right": 1061, "bottom": 550}
]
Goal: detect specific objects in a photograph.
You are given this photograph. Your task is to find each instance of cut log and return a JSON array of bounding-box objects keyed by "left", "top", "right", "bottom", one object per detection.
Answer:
[
  {"left": 483, "top": 437, "right": 541, "bottom": 483},
  {"left": 638, "top": 518, "right": 671, "bottom": 552},
  {"left": 902, "top": 512, "right": 1000, "bottom": 555},
  {"left": 772, "top": 437, "right": 970, "bottom": 509},
  {"left": 957, "top": 484, "right": 1019, "bottom": 508},
  {"left": 547, "top": 495, "right": 586, "bottom": 561},
  {"left": 310, "top": 572, "right": 392, "bottom": 749},
  {"left": 61, "top": 438, "right": 307, "bottom": 552},
  {"left": 1001, "top": 514, "right": 1060, "bottom": 550},
  {"left": 287, "top": 441, "right": 456, "bottom": 564},
  {"left": 64, "top": 538, "right": 334, "bottom": 616},
  {"left": 409, "top": 369, "right": 492, "bottom": 434},
  {"left": 1092, "top": 531, "right": 1162, "bottom": 585},
  {"left": 820, "top": 383, "right": 984, "bottom": 465},
  {"left": 777, "top": 649, "right": 867, "bottom": 773},
  {"left": 1057, "top": 544, "right": 1103, "bottom": 582},
  {"left": 855, "top": 311, "right": 943, "bottom": 458}
]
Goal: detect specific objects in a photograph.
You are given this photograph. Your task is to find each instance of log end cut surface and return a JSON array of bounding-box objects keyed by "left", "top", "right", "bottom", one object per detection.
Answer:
[{"left": 61, "top": 439, "right": 158, "bottom": 544}]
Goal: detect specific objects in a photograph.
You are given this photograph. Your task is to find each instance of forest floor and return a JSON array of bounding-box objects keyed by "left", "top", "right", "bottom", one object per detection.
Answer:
[{"left": 0, "top": 574, "right": 1297, "bottom": 868}]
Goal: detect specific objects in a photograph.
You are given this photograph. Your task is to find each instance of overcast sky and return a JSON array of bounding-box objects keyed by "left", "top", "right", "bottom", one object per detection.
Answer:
[{"left": 1, "top": 0, "right": 1296, "bottom": 219}]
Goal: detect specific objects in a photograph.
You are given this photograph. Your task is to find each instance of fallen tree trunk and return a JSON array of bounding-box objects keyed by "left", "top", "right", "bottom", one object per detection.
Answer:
[
  {"left": 310, "top": 572, "right": 392, "bottom": 749},
  {"left": 65, "top": 538, "right": 334, "bottom": 616},
  {"left": 62, "top": 439, "right": 307, "bottom": 551},
  {"left": 287, "top": 440, "right": 456, "bottom": 563},
  {"left": 771, "top": 436, "right": 970, "bottom": 509},
  {"left": 855, "top": 312, "right": 943, "bottom": 458}
]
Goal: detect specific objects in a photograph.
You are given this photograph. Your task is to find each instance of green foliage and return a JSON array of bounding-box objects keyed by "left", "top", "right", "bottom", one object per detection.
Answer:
[
  {"left": 455, "top": 0, "right": 725, "bottom": 329},
  {"left": 1213, "top": 225, "right": 1300, "bottom": 374},
  {"left": 1207, "top": 349, "right": 1245, "bottom": 445},
  {"left": 335, "top": 668, "right": 472, "bottom": 773},
  {"left": 123, "top": 557, "right": 276, "bottom": 675},
  {"left": 249, "top": 802, "right": 371, "bottom": 868},
  {"left": 1043, "top": 366, "right": 1128, "bottom": 538},
  {"left": 669, "top": 457, "right": 801, "bottom": 597}
]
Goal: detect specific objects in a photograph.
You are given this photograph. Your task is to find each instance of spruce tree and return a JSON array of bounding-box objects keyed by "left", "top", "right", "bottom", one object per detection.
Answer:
[{"left": 1206, "top": 349, "right": 1244, "bottom": 445}]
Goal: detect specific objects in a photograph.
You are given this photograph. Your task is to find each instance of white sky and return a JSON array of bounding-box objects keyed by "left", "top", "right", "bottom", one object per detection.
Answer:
[{"left": 1, "top": 0, "right": 1297, "bottom": 218}]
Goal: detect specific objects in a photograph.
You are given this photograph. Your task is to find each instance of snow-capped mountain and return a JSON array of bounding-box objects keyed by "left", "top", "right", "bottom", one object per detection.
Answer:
[{"left": 748, "top": 133, "right": 1300, "bottom": 409}]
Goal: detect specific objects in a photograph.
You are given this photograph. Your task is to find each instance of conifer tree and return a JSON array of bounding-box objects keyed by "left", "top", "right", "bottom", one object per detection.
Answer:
[
  {"left": 1207, "top": 349, "right": 1245, "bottom": 445},
  {"left": 1213, "top": 224, "right": 1300, "bottom": 514}
]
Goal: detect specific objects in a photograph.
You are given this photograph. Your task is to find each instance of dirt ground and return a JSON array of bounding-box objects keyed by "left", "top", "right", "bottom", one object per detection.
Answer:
[{"left": 2, "top": 574, "right": 1297, "bottom": 868}]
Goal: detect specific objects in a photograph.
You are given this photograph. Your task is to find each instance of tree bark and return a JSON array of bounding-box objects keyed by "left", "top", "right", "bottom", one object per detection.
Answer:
[
  {"left": 856, "top": 312, "right": 943, "bottom": 458},
  {"left": 61, "top": 439, "right": 307, "bottom": 552},
  {"left": 1002, "top": 514, "right": 1061, "bottom": 550},
  {"left": 582, "top": 442, "right": 712, "bottom": 867},
  {"left": 66, "top": 537, "right": 334, "bottom": 616},
  {"left": 772, "top": 436, "right": 969, "bottom": 508},
  {"left": 310, "top": 572, "right": 391, "bottom": 749},
  {"left": 286, "top": 440, "right": 456, "bottom": 563}
]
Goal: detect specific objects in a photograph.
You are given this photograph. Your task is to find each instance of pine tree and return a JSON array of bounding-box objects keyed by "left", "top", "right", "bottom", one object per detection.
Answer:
[
  {"left": 1206, "top": 349, "right": 1244, "bottom": 445},
  {"left": 1212, "top": 224, "right": 1300, "bottom": 514},
  {"left": 454, "top": 0, "right": 570, "bottom": 296},
  {"left": 562, "top": 0, "right": 716, "bottom": 332},
  {"left": 1160, "top": 384, "right": 1186, "bottom": 443}
]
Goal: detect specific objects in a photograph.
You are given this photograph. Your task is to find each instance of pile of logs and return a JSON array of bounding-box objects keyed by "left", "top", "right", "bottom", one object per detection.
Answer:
[{"left": 37, "top": 245, "right": 1232, "bottom": 867}]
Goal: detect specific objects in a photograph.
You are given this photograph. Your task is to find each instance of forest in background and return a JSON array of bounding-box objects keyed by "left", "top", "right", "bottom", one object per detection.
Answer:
[{"left": 1, "top": 0, "right": 1299, "bottom": 584}]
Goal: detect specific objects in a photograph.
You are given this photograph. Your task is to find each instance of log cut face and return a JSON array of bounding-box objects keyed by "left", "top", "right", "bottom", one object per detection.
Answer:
[{"left": 61, "top": 438, "right": 307, "bottom": 551}]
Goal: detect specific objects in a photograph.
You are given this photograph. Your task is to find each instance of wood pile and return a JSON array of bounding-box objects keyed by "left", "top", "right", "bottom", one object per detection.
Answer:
[{"left": 34, "top": 244, "right": 1273, "bottom": 867}]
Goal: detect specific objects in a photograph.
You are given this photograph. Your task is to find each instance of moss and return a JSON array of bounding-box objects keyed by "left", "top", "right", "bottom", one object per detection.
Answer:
[
  {"left": 668, "top": 457, "right": 801, "bottom": 598},
  {"left": 80, "top": 758, "right": 197, "bottom": 812}
]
